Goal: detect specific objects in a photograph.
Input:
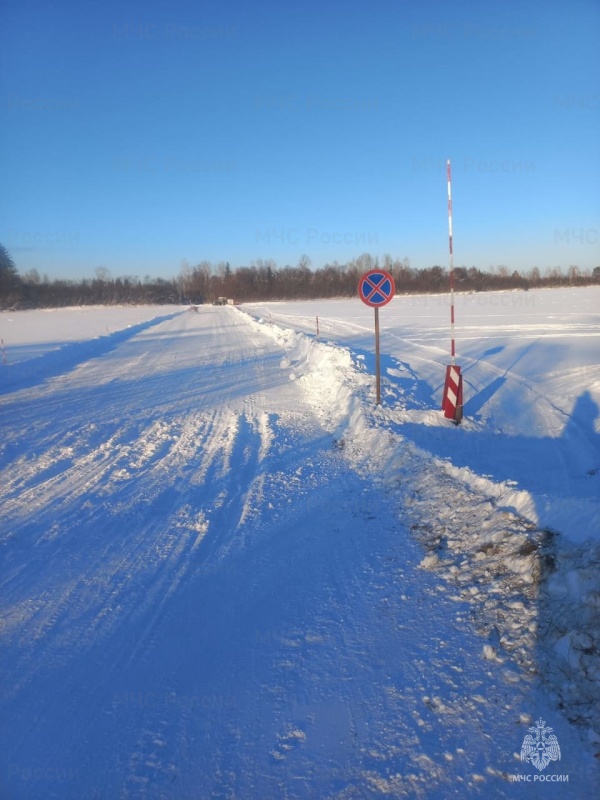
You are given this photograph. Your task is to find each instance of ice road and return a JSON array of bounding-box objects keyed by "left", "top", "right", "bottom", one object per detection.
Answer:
[{"left": 1, "top": 300, "right": 598, "bottom": 798}]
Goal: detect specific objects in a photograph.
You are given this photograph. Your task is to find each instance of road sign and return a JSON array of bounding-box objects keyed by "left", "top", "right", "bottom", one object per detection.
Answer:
[
  {"left": 357, "top": 270, "right": 396, "bottom": 405},
  {"left": 358, "top": 270, "right": 396, "bottom": 307}
]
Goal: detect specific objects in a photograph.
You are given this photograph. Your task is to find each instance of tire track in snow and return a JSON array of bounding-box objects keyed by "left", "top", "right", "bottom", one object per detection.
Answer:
[
  {"left": 1, "top": 308, "right": 316, "bottom": 799},
  {"left": 1, "top": 407, "right": 264, "bottom": 657}
]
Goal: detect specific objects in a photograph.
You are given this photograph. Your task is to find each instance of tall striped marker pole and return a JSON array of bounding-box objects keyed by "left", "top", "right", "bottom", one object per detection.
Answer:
[
  {"left": 442, "top": 159, "right": 463, "bottom": 423},
  {"left": 447, "top": 159, "right": 455, "bottom": 365}
]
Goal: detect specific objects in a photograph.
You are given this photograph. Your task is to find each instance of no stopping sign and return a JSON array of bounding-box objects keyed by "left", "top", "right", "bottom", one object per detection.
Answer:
[{"left": 358, "top": 270, "right": 396, "bottom": 307}]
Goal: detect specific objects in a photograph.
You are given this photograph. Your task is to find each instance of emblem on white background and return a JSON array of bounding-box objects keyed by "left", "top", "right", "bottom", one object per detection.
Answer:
[{"left": 520, "top": 718, "right": 561, "bottom": 771}]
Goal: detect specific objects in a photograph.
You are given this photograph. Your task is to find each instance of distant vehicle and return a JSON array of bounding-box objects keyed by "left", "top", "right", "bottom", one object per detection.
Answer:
[{"left": 212, "top": 297, "right": 228, "bottom": 306}]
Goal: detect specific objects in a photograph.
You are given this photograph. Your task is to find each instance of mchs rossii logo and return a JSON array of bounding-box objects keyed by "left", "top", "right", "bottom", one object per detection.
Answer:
[
  {"left": 520, "top": 719, "right": 561, "bottom": 771},
  {"left": 511, "top": 718, "right": 569, "bottom": 783}
]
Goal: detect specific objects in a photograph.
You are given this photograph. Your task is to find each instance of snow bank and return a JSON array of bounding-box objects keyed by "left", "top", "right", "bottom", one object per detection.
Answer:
[
  {"left": 245, "top": 288, "right": 600, "bottom": 545},
  {"left": 0, "top": 305, "right": 184, "bottom": 363},
  {"left": 0, "top": 306, "right": 183, "bottom": 393}
]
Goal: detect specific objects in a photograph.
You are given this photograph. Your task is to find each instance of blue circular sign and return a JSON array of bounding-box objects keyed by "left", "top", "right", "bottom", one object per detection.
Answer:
[{"left": 358, "top": 270, "right": 396, "bottom": 307}]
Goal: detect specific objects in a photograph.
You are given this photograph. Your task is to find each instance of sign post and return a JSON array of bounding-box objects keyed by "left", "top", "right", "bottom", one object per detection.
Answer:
[
  {"left": 358, "top": 269, "right": 396, "bottom": 405},
  {"left": 374, "top": 307, "right": 381, "bottom": 404}
]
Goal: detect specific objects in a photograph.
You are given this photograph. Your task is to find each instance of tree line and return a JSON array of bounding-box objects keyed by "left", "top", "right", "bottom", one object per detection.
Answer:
[{"left": 1, "top": 244, "right": 598, "bottom": 310}]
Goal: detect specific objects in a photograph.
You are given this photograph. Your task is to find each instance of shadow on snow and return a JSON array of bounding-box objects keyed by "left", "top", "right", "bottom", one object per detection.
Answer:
[{"left": 0, "top": 311, "right": 183, "bottom": 395}]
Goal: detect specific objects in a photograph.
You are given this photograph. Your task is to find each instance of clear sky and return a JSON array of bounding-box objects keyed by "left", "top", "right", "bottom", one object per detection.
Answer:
[{"left": 1, "top": 0, "right": 599, "bottom": 280}]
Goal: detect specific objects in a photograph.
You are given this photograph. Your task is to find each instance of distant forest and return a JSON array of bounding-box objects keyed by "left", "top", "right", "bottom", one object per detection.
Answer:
[{"left": 1, "top": 244, "right": 599, "bottom": 310}]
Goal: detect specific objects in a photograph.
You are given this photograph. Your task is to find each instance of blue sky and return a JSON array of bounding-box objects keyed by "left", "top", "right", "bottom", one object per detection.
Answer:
[{"left": 1, "top": 0, "right": 599, "bottom": 280}]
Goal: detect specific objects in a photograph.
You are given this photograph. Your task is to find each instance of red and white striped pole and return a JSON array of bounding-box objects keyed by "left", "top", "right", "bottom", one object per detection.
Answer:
[
  {"left": 442, "top": 159, "right": 463, "bottom": 423},
  {"left": 447, "top": 159, "right": 455, "bottom": 366}
]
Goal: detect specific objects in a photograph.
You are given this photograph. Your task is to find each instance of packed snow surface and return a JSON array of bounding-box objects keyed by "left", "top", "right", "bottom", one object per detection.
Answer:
[{"left": 1, "top": 287, "right": 599, "bottom": 799}]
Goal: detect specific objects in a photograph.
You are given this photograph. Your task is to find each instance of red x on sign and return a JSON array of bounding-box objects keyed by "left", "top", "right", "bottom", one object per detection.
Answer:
[{"left": 358, "top": 270, "right": 396, "bottom": 307}]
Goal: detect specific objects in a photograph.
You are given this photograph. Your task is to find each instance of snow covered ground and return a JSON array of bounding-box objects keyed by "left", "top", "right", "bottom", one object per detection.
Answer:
[{"left": 1, "top": 288, "right": 599, "bottom": 798}]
